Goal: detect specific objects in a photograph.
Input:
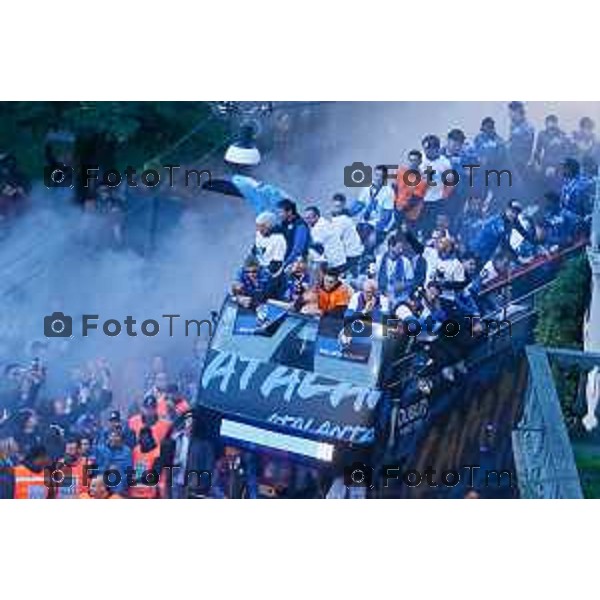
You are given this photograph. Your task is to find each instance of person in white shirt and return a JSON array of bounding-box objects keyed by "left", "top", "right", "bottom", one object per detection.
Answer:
[
  {"left": 400, "top": 223, "right": 464, "bottom": 297},
  {"left": 347, "top": 279, "right": 391, "bottom": 316},
  {"left": 304, "top": 205, "right": 347, "bottom": 273},
  {"left": 331, "top": 193, "right": 364, "bottom": 276},
  {"left": 429, "top": 213, "right": 452, "bottom": 243},
  {"left": 420, "top": 135, "right": 453, "bottom": 236},
  {"left": 254, "top": 211, "right": 287, "bottom": 275},
  {"left": 341, "top": 279, "right": 391, "bottom": 346},
  {"left": 356, "top": 165, "right": 395, "bottom": 244},
  {"left": 419, "top": 237, "right": 464, "bottom": 289},
  {"left": 433, "top": 238, "right": 466, "bottom": 301}
]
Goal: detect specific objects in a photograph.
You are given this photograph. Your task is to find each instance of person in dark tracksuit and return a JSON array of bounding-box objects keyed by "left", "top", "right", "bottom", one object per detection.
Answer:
[
  {"left": 442, "top": 128, "right": 480, "bottom": 225},
  {"left": 276, "top": 199, "right": 311, "bottom": 269},
  {"left": 507, "top": 101, "right": 535, "bottom": 198}
]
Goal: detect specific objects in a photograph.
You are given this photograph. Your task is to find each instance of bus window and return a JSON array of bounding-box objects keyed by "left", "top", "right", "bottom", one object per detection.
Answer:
[
  {"left": 212, "top": 300, "right": 317, "bottom": 371},
  {"left": 314, "top": 312, "right": 382, "bottom": 388},
  {"left": 211, "top": 299, "right": 382, "bottom": 388}
]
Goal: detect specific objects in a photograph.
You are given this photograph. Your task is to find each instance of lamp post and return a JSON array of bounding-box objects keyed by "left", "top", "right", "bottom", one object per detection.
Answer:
[{"left": 583, "top": 176, "right": 600, "bottom": 430}]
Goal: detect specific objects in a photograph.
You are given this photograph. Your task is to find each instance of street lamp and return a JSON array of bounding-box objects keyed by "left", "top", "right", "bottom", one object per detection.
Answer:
[{"left": 224, "top": 122, "right": 261, "bottom": 167}]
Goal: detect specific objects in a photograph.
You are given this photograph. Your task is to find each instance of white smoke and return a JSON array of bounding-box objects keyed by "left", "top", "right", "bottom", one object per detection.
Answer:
[
  {"left": 0, "top": 182, "right": 253, "bottom": 403},
  {"left": 2, "top": 101, "right": 599, "bottom": 403}
]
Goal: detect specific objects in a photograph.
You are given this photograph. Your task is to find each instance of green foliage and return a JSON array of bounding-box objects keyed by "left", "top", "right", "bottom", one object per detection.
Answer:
[
  {"left": 534, "top": 254, "right": 590, "bottom": 349},
  {"left": 573, "top": 443, "right": 600, "bottom": 499},
  {"left": 535, "top": 254, "right": 591, "bottom": 430},
  {"left": 0, "top": 101, "right": 227, "bottom": 178}
]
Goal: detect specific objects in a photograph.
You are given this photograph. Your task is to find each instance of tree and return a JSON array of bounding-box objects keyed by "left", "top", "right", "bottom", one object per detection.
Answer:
[
  {"left": 535, "top": 254, "right": 590, "bottom": 349},
  {"left": 535, "top": 254, "right": 591, "bottom": 430},
  {"left": 0, "top": 101, "right": 227, "bottom": 189}
]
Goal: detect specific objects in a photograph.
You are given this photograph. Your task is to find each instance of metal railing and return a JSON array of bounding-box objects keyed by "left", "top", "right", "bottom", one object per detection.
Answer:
[{"left": 512, "top": 345, "right": 588, "bottom": 498}]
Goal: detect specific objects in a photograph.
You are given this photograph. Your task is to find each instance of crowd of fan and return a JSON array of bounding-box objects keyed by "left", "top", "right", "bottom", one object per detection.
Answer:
[
  {"left": 0, "top": 345, "right": 327, "bottom": 499},
  {"left": 232, "top": 103, "right": 595, "bottom": 363},
  {"left": 0, "top": 346, "right": 255, "bottom": 499}
]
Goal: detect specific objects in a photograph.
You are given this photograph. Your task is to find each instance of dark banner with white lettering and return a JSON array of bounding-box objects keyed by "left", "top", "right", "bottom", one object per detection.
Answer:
[{"left": 198, "top": 349, "right": 381, "bottom": 445}]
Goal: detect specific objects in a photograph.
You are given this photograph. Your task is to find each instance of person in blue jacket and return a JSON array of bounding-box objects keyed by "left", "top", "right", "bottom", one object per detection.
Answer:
[
  {"left": 467, "top": 201, "right": 533, "bottom": 264},
  {"left": 560, "top": 158, "right": 592, "bottom": 218},
  {"left": 540, "top": 191, "right": 583, "bottom": 249},
  {"left": 96, "top": 429, "right": 132, "bottom": 495},
  {"left": 276, "top": 199, "right": 311, "bottom": 268}
]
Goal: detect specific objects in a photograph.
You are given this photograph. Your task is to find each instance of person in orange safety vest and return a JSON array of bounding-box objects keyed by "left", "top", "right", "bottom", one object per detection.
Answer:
[
  {"left": 128, "top": 394, "right": 171, "bottom": 447},
  {"left": 14, "top": 445, "right": 53, "bottom": 499},
  {"left": 128, "top": 425, "right": 162, "bottom": 499},
  {"left": 55, "top": 436, "right": 88, "bottom": 499},
  {"left": 157, "top": 384, "right": 191, "bottom": 424}
]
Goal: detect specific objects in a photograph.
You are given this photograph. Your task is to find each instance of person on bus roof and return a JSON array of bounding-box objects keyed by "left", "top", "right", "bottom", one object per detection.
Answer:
[
  {"left": 283, "top": 257, "right": 312, "bottom": 311},
  {"left": 560, "top": 157, "right": 592, "bottom": 218},
  {"left": 330, "top": 193, "right": 364, "bottom": 277},
  {"left": 533, "top": 114, "right": 572, "bottom": 181},
  {"left": 356, "top": 164, "right": 396, "bottom": 245},
  {"left": 276, "top": 199, "right": 311, "bottom": 268},
  {"left": 442, "top": 129, "right": 479, "bottom": 221},
  {"left": 419, "top": 135, "right": 454, "bottom": 236},
  {"left": 317, "top": 270, "right": 353, "bottom": 314},
  {"left": 232, "top": 256, "right": 273, "bottom": 309},
  {"left": 375, "top": 233, "right": 414, "bottom": 306},
  {"left": 464, "top": 200, "right": 535, "bottom": 265},
  {"left": 431, "top": 237, "right": 466, "bottom": 302},
  {"left": 394, "top": 149, "right": 428, "bottom": 226},
  {"left": 346, "top": 279, "right": 390, "bottom": 323},
  {"left": 571, "top": 116, "right": 599, "bottom": 166},
  {"left": 254, "top": 211, "right": 287, "bottom": 275},
  {"left": 507, "top": 101, "right": 535, "bottom": 171},
  {"left": 538, "top": 191, "right": 583, "bottom": 251},
  {"left": 475, "top": 116, "right": 506, "bottom": 159},
  {"left": 304, "top": 205, "right": 347, "bottom": 274}
]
